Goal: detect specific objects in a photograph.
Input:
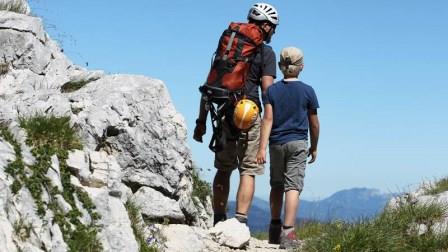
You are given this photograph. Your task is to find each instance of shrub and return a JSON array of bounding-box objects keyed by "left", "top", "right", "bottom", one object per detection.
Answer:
[{"left": 18, "top": 115, "right": 102, "bottom": 252}]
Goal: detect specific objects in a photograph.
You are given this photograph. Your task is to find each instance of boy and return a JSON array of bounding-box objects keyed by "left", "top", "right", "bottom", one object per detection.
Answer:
[{"left": 256, "top": 47, "right": 320, "bottom": 249}]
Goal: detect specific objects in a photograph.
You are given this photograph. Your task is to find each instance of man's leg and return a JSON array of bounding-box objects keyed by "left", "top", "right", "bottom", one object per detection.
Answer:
[
  {"left": 213, "top": 170, "right": 231, "bottom": 225},
  {"left": 235, "top": 174, "right": 255, "bottom": 221},
  {"left": 235, "top": 117, "right": 263, "bottom": 224},
  {"left": 270, "top": 186, "right": 284, "bottom": 220}
]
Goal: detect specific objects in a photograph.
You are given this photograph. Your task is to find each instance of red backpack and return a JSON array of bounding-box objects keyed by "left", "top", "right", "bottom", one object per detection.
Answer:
[
  {"left": 206, "top": 22, "right": 264, "bottom": 91},
  {"left": 200, "top": 22, "right": 264, "bottom": 152}
]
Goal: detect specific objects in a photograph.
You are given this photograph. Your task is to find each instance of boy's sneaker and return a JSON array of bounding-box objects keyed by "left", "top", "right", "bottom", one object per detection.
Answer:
[
  {"left": 268, "top": 223, "right": 282, "bottom": 244},
  {"left": 279, "top": 228, "right": 299, "bottom": 249}
]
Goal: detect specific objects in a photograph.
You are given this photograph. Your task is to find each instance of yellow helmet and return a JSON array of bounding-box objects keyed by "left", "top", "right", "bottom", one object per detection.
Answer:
[{"left": 233, "top": 99, "right": 259, "bottom": 130}]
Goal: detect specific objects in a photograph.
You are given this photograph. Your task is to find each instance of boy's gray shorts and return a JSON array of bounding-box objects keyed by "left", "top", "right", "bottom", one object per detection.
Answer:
[{"left": 269, "top": 140, "right": 308, "bottom": 192}]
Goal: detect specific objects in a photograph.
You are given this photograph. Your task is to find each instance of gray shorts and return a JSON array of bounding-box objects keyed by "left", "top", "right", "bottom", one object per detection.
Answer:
[
  {"left": 269, "top": 140, "right": 308, "bottom": 192},
  {"left": 214, "top": 116, "right": 264, "bottom": 176}
]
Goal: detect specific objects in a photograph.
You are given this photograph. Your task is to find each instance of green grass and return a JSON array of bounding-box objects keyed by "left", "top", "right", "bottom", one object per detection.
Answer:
[
  {"left": 0, "top": 1, "right": 28, "bottom": 14},
  {"left": 61, "top": 77, "right": 99, "bottom": 93},
  {"left": 125, "top": 201, "right": 159, "bottom": 252},
  {"left": 252, "top": 231, "right": 268, "bottom": 240},
  {"left": 191, "top": 166, "right": 212, "bottom": 206},
  {"left": 1, "top": 116, "right": 103, "bottom": 252},
  {"left": 426, "top": 177, "right": 448, "bottom": 195},
  {"left": 301, "top": 203, "right": 448, "bottom": 252}
]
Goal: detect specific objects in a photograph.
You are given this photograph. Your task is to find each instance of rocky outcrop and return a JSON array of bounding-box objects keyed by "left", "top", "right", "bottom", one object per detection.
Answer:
[
  {"left": 0, "top": 0, "right": 30, "bottom": 15},
  {"left": 388, "top": 181, "right": 448, "bottom": 235},
  {"left": 0, "top": 3, "right": 212, "bottom": 252}
]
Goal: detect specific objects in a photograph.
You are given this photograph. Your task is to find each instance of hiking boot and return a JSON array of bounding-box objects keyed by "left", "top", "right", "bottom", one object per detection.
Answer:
[
  {"left": 279, "top": 228, "right": 299, "bottom": 250},
  {"left": 268, "top": 223, "right": 282, "bottom": 244}
]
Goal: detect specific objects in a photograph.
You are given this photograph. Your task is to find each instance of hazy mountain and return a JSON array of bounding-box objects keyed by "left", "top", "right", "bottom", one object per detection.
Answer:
[{"left": 228, "top": 188, "right": 395, "bottom": 232}]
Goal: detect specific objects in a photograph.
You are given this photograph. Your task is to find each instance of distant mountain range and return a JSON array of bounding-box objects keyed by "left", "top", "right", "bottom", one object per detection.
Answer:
[{"left": 228, "top": 188, "right": 397, "bottom": 232}]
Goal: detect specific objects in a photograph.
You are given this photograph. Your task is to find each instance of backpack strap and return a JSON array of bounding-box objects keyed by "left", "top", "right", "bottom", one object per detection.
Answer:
[
  {"left": 199, "top": 85, "right": 242, "bottom": 152},
  {"left": 222, "top": 31, "right": 236, "bottom": 61}
]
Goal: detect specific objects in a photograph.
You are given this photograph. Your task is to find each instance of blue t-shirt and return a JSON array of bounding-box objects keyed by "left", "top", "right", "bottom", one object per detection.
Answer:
[{"left": 263, "top": 80, "right": 319, "bottom": 145}]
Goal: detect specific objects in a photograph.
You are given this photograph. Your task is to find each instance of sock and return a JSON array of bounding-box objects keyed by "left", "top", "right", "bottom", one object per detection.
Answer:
[
  {"left": 214, "top": 213, "right": 227, "bottom": 226},
  {"left": 282, "top": 225, "right": 294, "bottom": 234},
  {"left": 270, "top": 219, "right": 282, "bottom": 225},
  {"left": 235, "top": 212, "right": 248, "bottom": 224}
]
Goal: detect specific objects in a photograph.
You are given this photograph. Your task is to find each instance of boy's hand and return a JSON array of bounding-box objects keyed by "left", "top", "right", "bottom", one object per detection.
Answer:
[
  {"left": 193, "top": 121, "right": 206, "bottom": 143},
  {"left": 308, "top": 148, "right": 317, "bottom": 164},
  {"left": 256, "top": 149, "right": 266, "bottom": 164}
]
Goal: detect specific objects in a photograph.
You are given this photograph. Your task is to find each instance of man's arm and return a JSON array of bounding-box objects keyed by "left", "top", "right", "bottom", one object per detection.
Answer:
[
  {"left": 261, "top": 75, "right": 274, "bottom": 93},
  {"left": 193, "top": 96, "right": 208, "bottom": 142},
  {"left": 308, "top": 109, "right": 320, "bottom": 163},
  {"left": 256, "top": 104, "right": 273, "bottom": 164}
]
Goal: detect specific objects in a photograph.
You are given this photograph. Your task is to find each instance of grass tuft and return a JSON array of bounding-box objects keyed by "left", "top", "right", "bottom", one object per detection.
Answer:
[
  {"left": 426, "top": 177, "right": 448, "bottom": 195},
  {"left": 61, "top": 77, "right": 99, "bottom": 93},
  {"left": 0, "top": 0, "right": 28, "bottom": 14},
  {"left": 191, "top": 166, "right": 212, "bottom": 206},
  {"left": 126, "top": 200, "right": 159, "bottom": 252},
  {"left": 301, "top": 202, "right": 448, "bottom": 252}
]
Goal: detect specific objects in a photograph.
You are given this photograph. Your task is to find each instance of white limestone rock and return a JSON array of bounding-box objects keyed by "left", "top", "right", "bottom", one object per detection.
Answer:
[
  {"left": 0, "top": 138, "right": 15, "bottom": 174},
  {"left": 46, "top": 155, "right": 63, "bottom": 192},
  {"left": 160, "top": 224, "right": 210, "bottom": 252},
  {"left": 83, "top": 187, "right": 138, "bottom": 252},
  {"left": 133, "top": 186, "right": 184, "bottom": 222},
  {"left": 66, "top": 149, "right": 90, "bottom": 184},
  {"left": 209, "top": 218, "right": 251, "bottom": 249},
  {"left": 88, "top": 150, "right": 122, "bottom": 188},
  {"left": 0, "top": 0, "right": 31, "bottom": 15}
]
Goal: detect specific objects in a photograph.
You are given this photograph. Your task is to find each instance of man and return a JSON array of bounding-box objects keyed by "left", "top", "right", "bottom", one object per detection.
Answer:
[
  {"left": 256, "top": 47, "right": 320, "bottom": 249},
  {"left": 193, "top": 3, "right": 279, "bottom": 226}
]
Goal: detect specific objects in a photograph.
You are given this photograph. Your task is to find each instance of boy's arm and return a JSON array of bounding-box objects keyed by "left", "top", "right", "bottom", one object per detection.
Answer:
[
  {"left": 308, "top": 109, "right": 320, "bottom": 163},
  {"left": 256, "top": 104, "right": 273, "bottom": 164}
]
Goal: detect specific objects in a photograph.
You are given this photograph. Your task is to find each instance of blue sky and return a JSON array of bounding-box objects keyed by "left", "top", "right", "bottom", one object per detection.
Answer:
[{"left": 29, "top": 0, "right": 448, "bottom": 200}]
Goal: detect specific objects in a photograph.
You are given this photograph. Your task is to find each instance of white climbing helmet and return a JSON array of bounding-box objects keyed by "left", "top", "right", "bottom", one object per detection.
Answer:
[{"left": 247, "top": 3, "right": 279, "bottom": 25}]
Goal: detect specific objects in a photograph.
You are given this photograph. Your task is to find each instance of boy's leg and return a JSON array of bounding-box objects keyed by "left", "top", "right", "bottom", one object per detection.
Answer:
[
  {"left": 280, "top": 140, "right": 307, "bottom": 249},
  {"left": 284, "top": 189, "right": 300, "bottom": 226},
  {"left": 268, "top": 144, "right": 286, "bottom": 244}
]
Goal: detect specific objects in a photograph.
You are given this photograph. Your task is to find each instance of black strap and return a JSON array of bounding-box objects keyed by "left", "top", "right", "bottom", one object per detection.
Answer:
[{"left": 199, "top": 85, "right": 245, "bottom": 152}]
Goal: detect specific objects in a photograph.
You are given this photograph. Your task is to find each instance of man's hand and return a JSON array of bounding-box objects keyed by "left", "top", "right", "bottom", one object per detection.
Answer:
[
  {"left": 308, "top": 147, "right": 317, "bottom": 164},
  {"left": 193, "top": 121, "right": 206, "bottom": 143},
  {"left": 256, "top": 149, "right": 266, "bottom": 164}
]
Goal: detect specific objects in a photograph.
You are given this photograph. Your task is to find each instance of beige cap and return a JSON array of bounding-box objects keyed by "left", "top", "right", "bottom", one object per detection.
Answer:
[{"left": 280, "top": 47, "right": 304, "bottom": 66}]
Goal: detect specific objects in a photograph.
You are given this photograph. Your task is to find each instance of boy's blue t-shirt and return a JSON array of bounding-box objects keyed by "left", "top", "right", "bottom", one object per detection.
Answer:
[{"left": 263, "top": 80, "right": 319, "bottom": 145}]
